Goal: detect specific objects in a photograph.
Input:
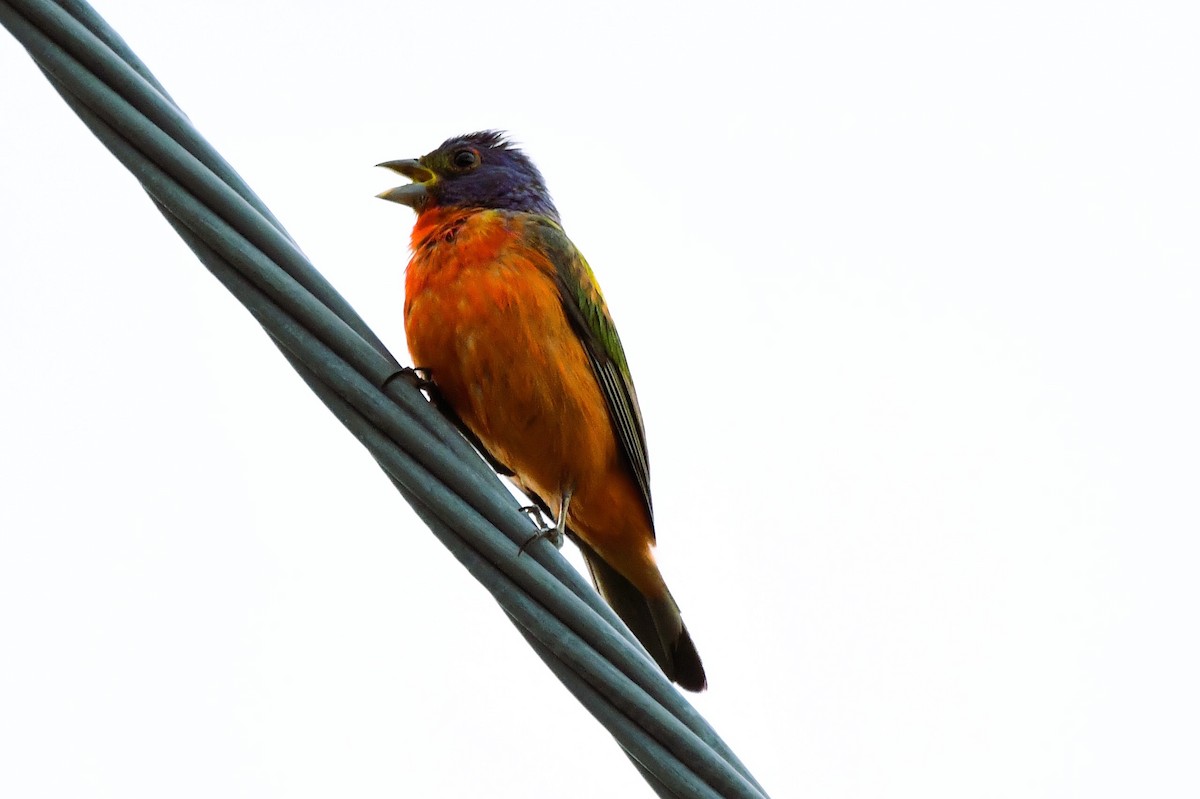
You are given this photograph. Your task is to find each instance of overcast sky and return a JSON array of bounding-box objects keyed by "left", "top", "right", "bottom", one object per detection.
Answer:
[{"left": 2, "top": 1, "right": 1198, "bottom": 797}]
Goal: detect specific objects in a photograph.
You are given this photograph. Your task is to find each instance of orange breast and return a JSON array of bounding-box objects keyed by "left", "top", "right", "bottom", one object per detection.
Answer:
[{"left": 404, "top": 210, "right": 611, "bottom": 501}]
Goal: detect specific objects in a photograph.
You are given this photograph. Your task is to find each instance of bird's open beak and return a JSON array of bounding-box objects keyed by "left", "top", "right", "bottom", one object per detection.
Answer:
[{"left": 376, "top": 159, "right": 436, "bottom": 208}]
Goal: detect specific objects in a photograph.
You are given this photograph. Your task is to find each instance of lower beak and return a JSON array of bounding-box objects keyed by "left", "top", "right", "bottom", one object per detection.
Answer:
[{"left": 376, "top": 159, "right": 435, "bottom": 208}]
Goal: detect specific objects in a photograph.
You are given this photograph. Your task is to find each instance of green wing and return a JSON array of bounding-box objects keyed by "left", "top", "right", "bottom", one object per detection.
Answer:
[{"left": 530, "top": 217, "right": 654, "bottom": 531}]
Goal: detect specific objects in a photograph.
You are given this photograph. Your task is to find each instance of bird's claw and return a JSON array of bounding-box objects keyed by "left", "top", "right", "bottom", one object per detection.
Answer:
[
  {"left": 518, "top": 489, "right": 572, "bottom": 556},
  {"left": 518, "top": 505, "right": 549, "bottom": 528},
  {"left": 390, "top": 366, "right": 435, "bottom": 393},
  {"left": 517, "top": 513, "right": 565, "bottom": 555}
]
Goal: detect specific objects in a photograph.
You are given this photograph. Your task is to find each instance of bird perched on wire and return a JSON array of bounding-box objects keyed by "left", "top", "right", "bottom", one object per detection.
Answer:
[{"left": 377, "top": 131, "right": 706, "bottom": 691}]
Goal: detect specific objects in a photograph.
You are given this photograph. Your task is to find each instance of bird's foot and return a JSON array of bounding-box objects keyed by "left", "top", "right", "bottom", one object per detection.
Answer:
[
  {"left": 517, "top": 513, "right": 565, "bottom": 555},
  {"left": 518, "top": 504, "right": 549, "bottom": 529},
  {"left": 389, "top": 366, "right": 435, "bottom": 393}
]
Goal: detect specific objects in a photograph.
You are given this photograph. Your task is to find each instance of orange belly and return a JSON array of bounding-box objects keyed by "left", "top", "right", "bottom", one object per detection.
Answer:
[{"left": 403, "top": 209, "right": 660, "bottom": 593}]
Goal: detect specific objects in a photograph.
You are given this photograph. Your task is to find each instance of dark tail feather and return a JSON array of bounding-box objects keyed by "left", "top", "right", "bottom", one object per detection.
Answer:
[
  {"left": 665, "top": 622, "right": 707, "bottom": 693},
  {"left": 576, "top": 540, "right": 707, "bottom": 692}
]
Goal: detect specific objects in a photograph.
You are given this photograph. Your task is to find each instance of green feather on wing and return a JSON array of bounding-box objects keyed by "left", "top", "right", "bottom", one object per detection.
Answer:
[{"left": 530, "top": 218, "right": 655, "bottom": 533}]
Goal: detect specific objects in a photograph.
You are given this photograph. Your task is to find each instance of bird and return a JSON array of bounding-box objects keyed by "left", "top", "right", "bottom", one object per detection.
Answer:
[{"left": 377, "top": 131, "right": 705, "bottom": 692}]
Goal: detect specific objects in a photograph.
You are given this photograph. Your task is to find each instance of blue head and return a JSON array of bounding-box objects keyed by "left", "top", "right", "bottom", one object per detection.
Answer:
[{"left": 378, "top": 131, "right": 559, "bottom": 221}]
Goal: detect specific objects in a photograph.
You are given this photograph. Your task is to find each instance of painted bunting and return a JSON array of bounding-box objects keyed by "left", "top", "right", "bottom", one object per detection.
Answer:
[{"left": 378, "top": 131, "right": 705, "bottom": 691}]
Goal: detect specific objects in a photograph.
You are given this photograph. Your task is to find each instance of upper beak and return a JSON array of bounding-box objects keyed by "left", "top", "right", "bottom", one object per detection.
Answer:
[{"left": 376, "top": 159, "right": 436, "bottom": 208}]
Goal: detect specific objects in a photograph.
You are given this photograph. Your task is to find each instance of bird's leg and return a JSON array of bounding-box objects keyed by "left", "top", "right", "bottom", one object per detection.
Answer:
[
  {"left": 517, "top": 489, "right": 572, "bottom": 555},
  {"left": 550, "top": 489, "right": 571, "bottom": 549}
]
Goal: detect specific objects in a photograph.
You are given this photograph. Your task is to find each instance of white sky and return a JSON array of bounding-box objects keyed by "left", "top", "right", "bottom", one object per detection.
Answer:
[{"left": 2, "top": 1, "right": 1198, "bottom": 796}]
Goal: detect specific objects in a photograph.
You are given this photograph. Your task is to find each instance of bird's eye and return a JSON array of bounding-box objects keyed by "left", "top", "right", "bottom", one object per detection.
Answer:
[{"left": 452, "top": 149, "right": 480, "bottom": 170}]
